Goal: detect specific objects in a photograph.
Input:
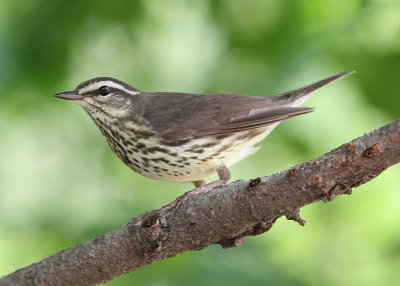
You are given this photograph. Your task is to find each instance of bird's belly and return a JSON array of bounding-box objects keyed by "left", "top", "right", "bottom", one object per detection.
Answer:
[
  {"left": 114, "top": 141, "right": 221, "bottom": 182},
  {"left": 102, "top": 123, "right": 275, "bottom": 183}
]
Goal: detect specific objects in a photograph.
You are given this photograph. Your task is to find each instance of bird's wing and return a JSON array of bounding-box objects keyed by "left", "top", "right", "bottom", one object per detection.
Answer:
[
  {"left": 141, "top": 71, "right": 353, "bottom": 141},
  {"left": 142, "top": 93, "right": 312, "bottom": 141}
]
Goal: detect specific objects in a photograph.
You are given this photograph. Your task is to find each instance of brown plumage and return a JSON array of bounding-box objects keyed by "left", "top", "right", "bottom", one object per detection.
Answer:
[
  {"left": 140, "top": 93, "right": 312, "bottom": 140},
  {"left": 55, "top": 71, "right": 353, "bottom": 205}
]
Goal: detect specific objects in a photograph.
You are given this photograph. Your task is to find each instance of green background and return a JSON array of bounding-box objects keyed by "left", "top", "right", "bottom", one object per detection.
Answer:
[{"left": 1, "top": 0, "right": 400, "bottom": 285}]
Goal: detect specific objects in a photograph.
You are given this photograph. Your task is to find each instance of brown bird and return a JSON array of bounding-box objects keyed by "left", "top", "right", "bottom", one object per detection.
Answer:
[{"left": 55, "top": 71, "right": 352, "bottom": 203}]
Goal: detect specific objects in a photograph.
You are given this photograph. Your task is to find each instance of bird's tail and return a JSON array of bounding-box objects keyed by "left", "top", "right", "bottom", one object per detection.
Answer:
[{"left": 272, "top": 70, "right": 355, "bottom": 107}]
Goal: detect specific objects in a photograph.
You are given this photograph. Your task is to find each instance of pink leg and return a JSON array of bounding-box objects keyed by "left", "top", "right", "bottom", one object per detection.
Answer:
[
  {"left": 189, "top": 165, "right": 231, "bottom": 195},
  {"left": 162, "top": 165, "right": 231, "bottom": 211},
  {"left": 192, "top": 180, "right": 206, "bottom": 188}
]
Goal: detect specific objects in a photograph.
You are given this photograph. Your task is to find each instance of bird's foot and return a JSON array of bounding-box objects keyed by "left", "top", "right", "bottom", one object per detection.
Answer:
[{"left": 160, "top": 165, "right": 231, "bottom": 212}]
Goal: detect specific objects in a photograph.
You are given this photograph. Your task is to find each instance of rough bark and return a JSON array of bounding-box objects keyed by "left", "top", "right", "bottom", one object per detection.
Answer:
[{"left": 1, "top": 119, "right": 399, "bottom": 286}]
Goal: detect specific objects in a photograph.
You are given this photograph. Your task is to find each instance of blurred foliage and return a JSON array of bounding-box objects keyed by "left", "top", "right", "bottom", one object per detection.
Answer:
[{"left": 0, "top": 0, "right": 400, "bottom": 285}]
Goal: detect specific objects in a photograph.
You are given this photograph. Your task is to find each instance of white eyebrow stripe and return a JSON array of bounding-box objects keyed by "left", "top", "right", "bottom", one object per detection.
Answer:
[{"left": 78, "top": 81, "right": 140, "bottom": 95}]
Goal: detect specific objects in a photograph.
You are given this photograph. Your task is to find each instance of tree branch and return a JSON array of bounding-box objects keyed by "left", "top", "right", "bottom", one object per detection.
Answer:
[{"left": 1, "top": 120, "right": 399, "bottom": 286}]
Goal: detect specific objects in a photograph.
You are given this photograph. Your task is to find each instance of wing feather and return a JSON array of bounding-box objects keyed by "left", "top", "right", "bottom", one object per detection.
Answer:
[{"left": 140, "top": 71, "right": 353, "bottom": 141}]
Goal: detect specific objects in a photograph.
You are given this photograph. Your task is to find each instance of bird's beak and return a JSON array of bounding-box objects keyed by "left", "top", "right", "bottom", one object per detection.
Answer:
[{"left": 54, "top": 91, "right": 84, "bottom": 101}]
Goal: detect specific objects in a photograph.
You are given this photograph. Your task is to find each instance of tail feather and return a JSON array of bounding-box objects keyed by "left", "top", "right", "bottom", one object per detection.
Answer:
[{"left": 272, "top": 70, "right": 355, "bottom": 106}]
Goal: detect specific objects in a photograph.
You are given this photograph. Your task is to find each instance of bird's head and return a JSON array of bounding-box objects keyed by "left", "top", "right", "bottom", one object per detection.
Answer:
[{"left": 55, "top": 77, "right": 141, "bottom": 119}]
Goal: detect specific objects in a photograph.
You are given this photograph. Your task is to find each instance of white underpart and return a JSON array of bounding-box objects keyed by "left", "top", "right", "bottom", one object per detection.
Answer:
[{"left": 222, "top": 125, "right": 278, "bottom": 168}]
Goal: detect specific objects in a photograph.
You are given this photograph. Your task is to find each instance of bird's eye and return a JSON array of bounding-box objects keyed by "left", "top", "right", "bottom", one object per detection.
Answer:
[{"left": 99, "top": 85, "right": 110, "bottom": 96}]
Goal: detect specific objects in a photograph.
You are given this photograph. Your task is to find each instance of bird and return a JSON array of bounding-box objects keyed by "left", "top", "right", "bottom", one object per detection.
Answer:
[{"left": 55, "top": 71, "right": 353, "bottom": 205}]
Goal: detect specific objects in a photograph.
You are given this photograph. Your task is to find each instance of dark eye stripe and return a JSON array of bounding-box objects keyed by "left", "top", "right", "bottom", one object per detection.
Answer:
[{"left": 79, "top": 85, "right": 114, "bottom": 96}]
